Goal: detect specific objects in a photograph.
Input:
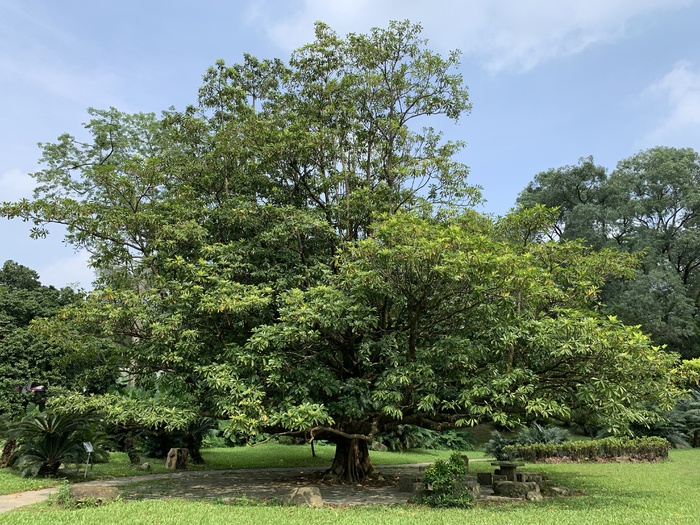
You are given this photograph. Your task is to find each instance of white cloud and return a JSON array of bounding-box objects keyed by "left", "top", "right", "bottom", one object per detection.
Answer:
[
  {"left": 37, "top": 249, "right": 95, "bottom": 290},
  {"left": 248, "top": 0, "right": 691, "bottom": 72},
  {"left": 642, "top": 61, "right": 700, "bottom": 146},
  {"left": 0, "top": 169, "right": 35, "bottom": 201},
  {"left": 0, "top": 53, "right": 123, "bottom": 108},
  {"left": 0, "top": 1, "right": 125, "bottom": 109}
]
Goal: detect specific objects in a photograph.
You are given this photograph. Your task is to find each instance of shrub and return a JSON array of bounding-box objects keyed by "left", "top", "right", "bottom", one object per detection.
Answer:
[
  {"left": 631, "top": 388, "right": 700, "bottom": 448},
  {"left": 139, "top": 417, "right": 218, "bottom": 464},
  {"left": 501, "top": 436, "right": 670, "bottom": 462},
  {"left": 418, "top": 452, "right": 475, "bottom": 508},
  {"left": 50, "top": 481, "right": 78, "bottom": 509}
]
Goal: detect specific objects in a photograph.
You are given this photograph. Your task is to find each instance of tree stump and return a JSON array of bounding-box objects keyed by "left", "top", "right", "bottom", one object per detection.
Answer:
[{"left": 165, "top": 447, "right": 188, "bottom": 470}]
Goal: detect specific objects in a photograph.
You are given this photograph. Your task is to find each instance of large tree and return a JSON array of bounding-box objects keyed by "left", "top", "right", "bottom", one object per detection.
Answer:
[
  {"left": 0, "top": 260, "right": 113, "bottom": 420},
  {"left": 518, "top": 147, "right": 700, "bottom": 359},
  {"left": 2, "top": 23, "right": 682, "bottom": 481}
]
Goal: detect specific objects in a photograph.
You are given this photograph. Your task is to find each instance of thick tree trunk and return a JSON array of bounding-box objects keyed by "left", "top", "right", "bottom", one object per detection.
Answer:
[
  {"left": 325, "top": 437, "right": 375, "bottom": 483},
  {"left": 124, "top": 433, "right": 141, "bottom": 465},
  {"left": 184, "top": 436, "right": 205, "bottom": 465},
  {"left": 0, "top": 438, "right": 16, "bottom": 468}
]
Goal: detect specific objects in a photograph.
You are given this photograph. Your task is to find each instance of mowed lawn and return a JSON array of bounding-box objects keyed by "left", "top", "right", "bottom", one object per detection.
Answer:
[{"left": 0, "top": 447, "right": 699, "bottom": 525}]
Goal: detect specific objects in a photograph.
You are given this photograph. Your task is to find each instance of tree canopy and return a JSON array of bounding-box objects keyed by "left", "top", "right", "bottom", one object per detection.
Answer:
[
  {"left": 1, "top": 21, "right": 685, "bottom": 481},
  {"left": 518, "top": 147, "right": 700, "bottom": 359},
  {"left": 0, "top": 260, "right": 104, "bottom": 418}
]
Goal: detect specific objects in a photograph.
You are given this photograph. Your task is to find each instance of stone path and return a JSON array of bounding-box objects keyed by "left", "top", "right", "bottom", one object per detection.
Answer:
[
  {"left": 0, "top": 459, "right": 497, "bottom": 513},
  {"left": 113, "top": 465, "right": 428, "bottom": 506},
  {"left": 0, "top": 464, "right": 427, "bottom": 513},
  {"left": 0, "top": 487, "right": 57, "bottom": 514}
]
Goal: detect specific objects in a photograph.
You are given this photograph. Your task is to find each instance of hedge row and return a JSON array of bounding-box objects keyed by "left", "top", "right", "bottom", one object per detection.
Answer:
[{"left": 501, "top": 436, "right": 670, "bottom": 462}]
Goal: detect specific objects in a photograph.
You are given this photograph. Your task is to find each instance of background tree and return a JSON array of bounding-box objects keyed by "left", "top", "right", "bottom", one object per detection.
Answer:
[
  {"left": 0, "top": 260, "right": 111, "bottom": 420},
  {"left": 516, "top": 156, "right": 609, "bottom": 244},
  {"left": 517, "top": 147, "right": 700, "bottom": 359}
]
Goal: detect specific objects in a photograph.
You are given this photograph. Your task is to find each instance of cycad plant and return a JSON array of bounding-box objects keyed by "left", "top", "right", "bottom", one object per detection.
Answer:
[
  {"left": 9, "top": 409, "right": 108, "bottom": 477},
  {"left": 485, "top": 423, "right": 570, "bottom": 459},
  {"left": 634, "top": 387, "right": 700, "bottom": 447}
]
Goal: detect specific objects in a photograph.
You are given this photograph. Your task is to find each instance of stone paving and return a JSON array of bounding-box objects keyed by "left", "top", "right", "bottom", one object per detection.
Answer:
[
  {"left": 0, "top": 487, "right": 57, "bottom": 514},
  {"left": 0, "top": 464, "right": 429, "bottom": 513},
  {"left": 0, "top": 459, "right": 508, "bottom": 513},
  {"left": 101, "top": 465, "right": 427, "bottom": 506}
]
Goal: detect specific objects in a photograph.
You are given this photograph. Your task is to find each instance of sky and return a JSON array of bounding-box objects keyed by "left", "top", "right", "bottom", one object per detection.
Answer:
[{"left": 1, "top": 0, "right": 699, "bottom": 289}]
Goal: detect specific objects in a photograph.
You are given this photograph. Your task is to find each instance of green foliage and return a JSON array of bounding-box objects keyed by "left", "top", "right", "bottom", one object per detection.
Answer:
[
  {"left": 374, "top": 425, "right": 474, "bottom": 452},
  {"left": 50, "top": 481, "right": 78, "bottom": 509},
  {"left": 502, "top": 436, "right": 670, "bottom": 462},
  {"left": 418, "top": 452, "right": 475, "bottom": 508},
  {"left": 0, "top": 21, "right": 686, "bottom": 482},
  {"left": 139, "top": 417, "right": 218, "bottom": 463},
  {"left": 49, "top": 386, "right": 219, "bottom": 464},
  {"left": 0, "top": 260, "right": 98, "bottom": 419},
  {"left": 49, "top": 387, "right": 200, "bottom": 432},
  {"left": 485, "top": 423, "right": 570, "bottom": 460},
  {"left": 8, "top": 408, "right": 109, "bottom": 477},
  {"left": 632, "top": 387, "right": 700, "bottom": 447},
  {"left": 517, "top": 147, "right": 700, "bottom": 359}
]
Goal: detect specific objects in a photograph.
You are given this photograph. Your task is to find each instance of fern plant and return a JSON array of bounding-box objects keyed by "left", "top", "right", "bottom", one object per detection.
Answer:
[{"left": 374, "top": 424, "right": 474, "bottom": 451}]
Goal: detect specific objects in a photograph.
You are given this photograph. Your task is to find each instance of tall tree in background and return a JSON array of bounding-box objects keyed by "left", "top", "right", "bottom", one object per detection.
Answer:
[
  {"left": 517, "top": 147, "right": 700, "bottom": 359},
  {"left": 2, "top": 22, "right": 683, "bottom": 481},
  {"left": 0, "top": 261, "right": 114, "bottom": 419}
]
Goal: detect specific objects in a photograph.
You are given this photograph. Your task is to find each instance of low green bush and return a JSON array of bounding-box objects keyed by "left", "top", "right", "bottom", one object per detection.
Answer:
[
  {"left": 138, "top": 417, "right": 218, "bottom": 464},
  {"left": 49, "top": 482, "right": 79, "bottom": 509},
  {"left": 417, "top": 452, "right": 475, "bottom": 508},
  {"left": 502, "top": 436, "right": 670, "bottom": 462}
]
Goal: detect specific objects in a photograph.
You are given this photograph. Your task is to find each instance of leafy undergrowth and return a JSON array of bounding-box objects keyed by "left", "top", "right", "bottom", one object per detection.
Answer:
[{"left": 1, "top": 449, "right": 698, "bottom": 524}]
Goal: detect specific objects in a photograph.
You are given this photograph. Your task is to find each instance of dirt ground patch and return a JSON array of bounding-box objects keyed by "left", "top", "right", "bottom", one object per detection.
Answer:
[{"left": 115, "top": 465, "right": 420, "bottom": 506}]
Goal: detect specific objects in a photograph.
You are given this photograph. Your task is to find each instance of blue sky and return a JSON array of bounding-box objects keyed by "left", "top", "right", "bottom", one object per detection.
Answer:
[{"left": 1, "top": 0, "right": 699, "bottom": 289}]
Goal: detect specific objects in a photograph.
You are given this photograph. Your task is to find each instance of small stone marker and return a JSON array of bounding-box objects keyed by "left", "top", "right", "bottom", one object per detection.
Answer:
[
  {"left": 285, "top": 487, "right": 323, "bottom": 507},
  {"left": 493, "top": 481, "right": 540, "bottom": 499},
  {"left": 464, "top": 479, "right": 481, "bottom": 497},
  {"left": 165, "top": 447, "right": 188, "bottom": 470},
  {"left": 398, "top": 476, "right": 423, "bottom": 492},
  {"left": 69, "top": 485, "right": 119, "bottom": 505}
]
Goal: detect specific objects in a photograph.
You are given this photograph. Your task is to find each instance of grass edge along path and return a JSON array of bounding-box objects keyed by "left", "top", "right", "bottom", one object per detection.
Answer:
[{"left": 0, "top": 449, "right": 698, "bottom": 524}]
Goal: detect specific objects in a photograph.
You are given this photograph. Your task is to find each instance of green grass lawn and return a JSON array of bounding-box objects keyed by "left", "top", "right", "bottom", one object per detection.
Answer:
[
  {"left": 2, "top": 447, "right": 698, "bottom": 525},
  {"left": 0, "top": 472, "right": 57, "bottom": 497}
]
